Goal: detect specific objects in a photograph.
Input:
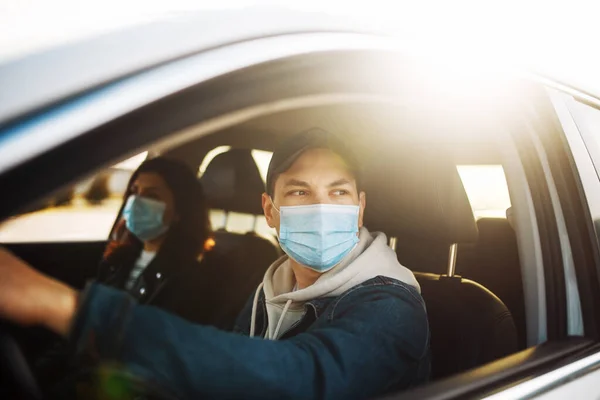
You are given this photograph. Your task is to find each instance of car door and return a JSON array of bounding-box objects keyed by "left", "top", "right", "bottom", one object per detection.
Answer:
[
  {"left": 511, "top": 89, "right": 600, "bottom": 399},
  {"left": 1, "top": 11, "right": 600, "bottom": 399},
  {"left": 382, "top": 82, "right": 600, "bottom": 399}
]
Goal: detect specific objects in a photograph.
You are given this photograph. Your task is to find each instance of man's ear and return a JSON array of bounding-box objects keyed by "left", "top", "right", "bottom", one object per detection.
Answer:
[
  {"left": 358, "top": 191, "right": 366, "bottom": 228},
  {"left": 262, "top": 193, "right": 276, "bottom": 228}
]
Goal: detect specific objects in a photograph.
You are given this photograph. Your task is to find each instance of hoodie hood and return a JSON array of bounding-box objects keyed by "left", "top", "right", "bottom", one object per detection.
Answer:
[{"left": 250, "top": 227, "right": 419, "bottom": 340}]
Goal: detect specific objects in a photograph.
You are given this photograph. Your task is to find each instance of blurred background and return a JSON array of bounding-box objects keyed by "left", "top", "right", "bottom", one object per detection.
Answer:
[{"left": 0, "top": 149, "right": 511, "bottom": 242}]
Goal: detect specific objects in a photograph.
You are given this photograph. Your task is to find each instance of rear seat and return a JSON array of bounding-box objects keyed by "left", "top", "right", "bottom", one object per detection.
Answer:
[
  {"left": 363, "top": 146, "right": 518, "bottom": 379},
  {"left": 456, "top": 215, "right": 526, "bottom": 349},
  {"left": 200, "top": 149, "right": 280, "bottom": 328}
]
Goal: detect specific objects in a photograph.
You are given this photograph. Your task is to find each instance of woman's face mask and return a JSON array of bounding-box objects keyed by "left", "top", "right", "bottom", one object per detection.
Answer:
[
  {"left": 275, "top": 203, "right": 360, "bottom": 272},
  {"left": 122, "top": 195, "right": 170, "bottom": 242}
]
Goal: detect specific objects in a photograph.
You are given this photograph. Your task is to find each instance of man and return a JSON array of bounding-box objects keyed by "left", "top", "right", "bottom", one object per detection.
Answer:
[{"left": 0, "top": 128, "right": 430, "bottom": 399}]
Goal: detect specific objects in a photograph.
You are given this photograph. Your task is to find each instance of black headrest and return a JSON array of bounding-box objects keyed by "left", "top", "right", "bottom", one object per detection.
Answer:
[
  {"left": 200, "top": 149, "right": 265, "bottom": 215},
  {"left": 363, "top": 146, "right": 478, "bottom": 244},
  {"left": 476, "top": 218, "right": 515, "bottom": 245}
]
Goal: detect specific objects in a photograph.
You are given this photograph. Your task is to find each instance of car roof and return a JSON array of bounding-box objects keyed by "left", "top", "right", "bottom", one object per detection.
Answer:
[
  {"left": 1, "top": 4, "right": 600, "bottom": 128},
  {"left": 0, "top": 7, "right": 390, "bottom": 126}
]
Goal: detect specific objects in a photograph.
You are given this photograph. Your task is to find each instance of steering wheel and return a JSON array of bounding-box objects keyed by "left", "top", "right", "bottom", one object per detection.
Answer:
[
  {"left": 0, "top": 324, "right": 43, "bottom": 400},
  {"left": 0, "top": 323, "right": 181, "bottom": 400}
]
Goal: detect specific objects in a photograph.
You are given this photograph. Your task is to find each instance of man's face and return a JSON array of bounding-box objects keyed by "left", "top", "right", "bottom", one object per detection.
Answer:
[{"left": 262, "top": 148, "right": 366, "bottom": 234}]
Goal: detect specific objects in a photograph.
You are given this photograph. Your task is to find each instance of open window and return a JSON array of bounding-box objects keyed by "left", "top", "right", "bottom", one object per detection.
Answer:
[
  {"left": 457, "top": 164, "right": 511, "bottom": 219},
  {"left": 0, "top": 152, "right": 148, "bottom": 242},
  {"left": 1, "top": 30, "right": 599, "bottom": 400}
]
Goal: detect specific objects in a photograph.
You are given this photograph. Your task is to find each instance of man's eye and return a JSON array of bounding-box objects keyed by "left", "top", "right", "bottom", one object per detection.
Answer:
[
  {"left": 289, "top": 190, "right": 308, "bottom": 196},
  {"left": 332, "top": 190, "right": 349, "bottom": 196}
]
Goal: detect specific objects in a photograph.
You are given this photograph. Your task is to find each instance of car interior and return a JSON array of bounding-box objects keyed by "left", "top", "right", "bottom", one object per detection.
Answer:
[
  {"left": 0, "top": 10, "right": 598, "bottom": 394},
  {"left": 187, "top": 103, "right": 526, "bottom": 379},
  {"left": 1, "top": 95, "right": 535, "bottom": 392}
]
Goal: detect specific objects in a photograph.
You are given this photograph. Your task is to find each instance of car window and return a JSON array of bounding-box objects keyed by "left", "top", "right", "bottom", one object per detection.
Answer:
[
  {"left": 199, "top": 148, "right": 511, "bottom": 236},
  {"left": 0, "top": 152, "right": 148, "bottom": 242},
  {"left": 457, "top": 164, "right": 511, "bottom": 219}
]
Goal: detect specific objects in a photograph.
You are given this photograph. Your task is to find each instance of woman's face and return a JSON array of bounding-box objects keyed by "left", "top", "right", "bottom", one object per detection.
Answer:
[{"left": 130, "top": 172, "right": 178, "bottom": 227}]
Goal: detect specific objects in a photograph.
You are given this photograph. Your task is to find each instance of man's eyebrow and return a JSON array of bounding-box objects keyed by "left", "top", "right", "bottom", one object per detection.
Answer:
[
  {"left": 283, "top": 178, "right": 311, "bottom": 188},
  {"left": 328, "top": 178, "right": 352, "bottom": 187}
]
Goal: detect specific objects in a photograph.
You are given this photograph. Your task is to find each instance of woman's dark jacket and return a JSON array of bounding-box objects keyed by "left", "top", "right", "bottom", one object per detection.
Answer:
[{"left": 97, "top": 244, "right": 242, "bottom": 330}]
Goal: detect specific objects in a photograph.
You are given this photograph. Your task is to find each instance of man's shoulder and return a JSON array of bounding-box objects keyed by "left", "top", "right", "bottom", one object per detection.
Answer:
[
  {"left": 316, "top": 276, "right": 430, "bottom": 360},
  {"left": 340, "top": 276, "right": 423, "bottom": 301},
  {"left": 315, "top": 276, "right": 426, "bottom": 319}
]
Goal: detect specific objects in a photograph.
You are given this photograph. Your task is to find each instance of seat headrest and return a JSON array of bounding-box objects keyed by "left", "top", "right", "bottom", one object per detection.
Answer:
[
  {"left": 200, "top": 149, "right": 265, "bottom": 215},
  {"left": 476, "top": 218, "right": 515, "bottom": 244},
  {"left": 363, "top": 146, "right": 478, "bottom": 244}
]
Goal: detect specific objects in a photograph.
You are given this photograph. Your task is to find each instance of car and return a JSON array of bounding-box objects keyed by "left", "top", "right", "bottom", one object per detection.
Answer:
[{"left": 1, "top": 5, "right": 600, "bottom": 400}]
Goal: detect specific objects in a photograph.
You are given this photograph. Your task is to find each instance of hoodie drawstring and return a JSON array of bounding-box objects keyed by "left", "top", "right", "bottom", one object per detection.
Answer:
[
  {"left": 249, "top": 282, "right": 294, "bottom": 340},
  {"left": 271, "top": 299, "right": 293, "bottom": 340},
  {"left": 249, "top": 282, "right": 264, "bottom": 338}
]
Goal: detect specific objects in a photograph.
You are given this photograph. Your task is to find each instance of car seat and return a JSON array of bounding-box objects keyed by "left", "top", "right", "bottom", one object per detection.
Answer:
[
  {"left": 456, "top": 214, "right": 526, "bottom": 349},
  {"left": 200, "top": 148, "right": 280, "bottom": 329},
  {"left": 363, "top": 146, "right": 518, "bottom": 379}
]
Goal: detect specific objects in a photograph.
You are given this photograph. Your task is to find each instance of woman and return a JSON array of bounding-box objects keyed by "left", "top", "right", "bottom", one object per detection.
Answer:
[
  {"left": 96, "top": 157, "right": 235, "bottom": 326},
  {"left": 35, "top": 157, "right": 242, "bottom": 394}
]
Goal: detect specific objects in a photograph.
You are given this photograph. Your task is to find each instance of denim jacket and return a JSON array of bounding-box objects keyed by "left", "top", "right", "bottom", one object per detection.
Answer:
[{"left": 70, "top": 275, "right": 430, "bottom": 400}]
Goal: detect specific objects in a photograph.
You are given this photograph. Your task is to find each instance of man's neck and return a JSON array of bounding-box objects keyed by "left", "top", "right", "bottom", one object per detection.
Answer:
[{"left": 290, "top": 258, "right": 322, "bottom": 290}]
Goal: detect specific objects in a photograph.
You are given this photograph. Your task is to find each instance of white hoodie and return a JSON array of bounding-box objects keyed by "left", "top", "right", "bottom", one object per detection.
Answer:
[{"left": 249, "top": 227, "right": 420, "bottom": 340}]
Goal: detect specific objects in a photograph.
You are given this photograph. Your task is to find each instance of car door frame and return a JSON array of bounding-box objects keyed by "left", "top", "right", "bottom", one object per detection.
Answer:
[{"left": 1, "top": 30, "right": 599, "bottom": 399}]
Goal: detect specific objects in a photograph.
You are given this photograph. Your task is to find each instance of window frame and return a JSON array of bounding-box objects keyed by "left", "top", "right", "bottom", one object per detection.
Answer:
[
  {"left": 0, "top": 31, "right": 598, "bottom": 399},
  {"left": 547, "top": 89, "right": 600, "bottom": 340}
]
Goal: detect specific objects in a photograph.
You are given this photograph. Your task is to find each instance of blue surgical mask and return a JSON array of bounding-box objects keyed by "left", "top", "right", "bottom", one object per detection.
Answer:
[
  {"left": 275, "top": 202, "right": 360, "bottom": 272},
  {"left": 122, "top": 195, "right": 170, "bottom": 242}
]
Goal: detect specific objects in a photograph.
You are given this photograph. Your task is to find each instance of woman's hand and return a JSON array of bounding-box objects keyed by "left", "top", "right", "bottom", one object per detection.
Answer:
[{"left": 0, "top": 247, "right": 78, "bottom": 336}]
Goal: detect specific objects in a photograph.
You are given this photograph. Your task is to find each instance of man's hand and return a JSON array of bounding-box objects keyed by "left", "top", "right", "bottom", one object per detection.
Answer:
[{"left": 0, "top": 247, "right": 78, "bottom": 336}]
